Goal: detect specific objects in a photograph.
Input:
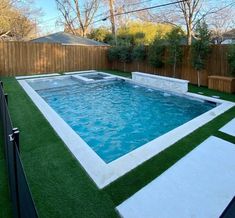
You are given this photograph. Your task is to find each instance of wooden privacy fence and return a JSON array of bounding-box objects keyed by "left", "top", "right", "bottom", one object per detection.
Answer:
[
  {"left": 0, "top": 42, "right": 233, "bottom": 87},
  {"left": 0, "top": 41, "right": 111, "bottom": 76},
  {"left": 112, "top": 45, "right": 231, "bottom": 87},
  {"left": 208, "top": 76, "right": 235, "bottom": 93}
]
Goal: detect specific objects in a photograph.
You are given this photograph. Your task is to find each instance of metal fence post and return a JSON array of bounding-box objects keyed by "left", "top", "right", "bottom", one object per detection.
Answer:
[
  {"left": 12, "top": 128, "right": 21, "bottom": 218},
  {"left": 4, "top": 93, "right": 8, "bottom": 105},
  {"left": 13, "top": 128, "right": 20, "bottom": 152}
]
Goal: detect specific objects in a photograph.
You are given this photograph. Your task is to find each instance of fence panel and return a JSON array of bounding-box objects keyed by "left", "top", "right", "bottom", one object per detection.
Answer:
[
  {"left": 112, "top": 45, "right": 231, "bottom": 86},
  {"left": 0, "top": 82, "right": 38, "bottom": 218},
  {"left": 0, "top": 42, "right": 232, "bottom": 86},
  {"left": 0, "top": 41, "right": 110, "bottom": 76}
]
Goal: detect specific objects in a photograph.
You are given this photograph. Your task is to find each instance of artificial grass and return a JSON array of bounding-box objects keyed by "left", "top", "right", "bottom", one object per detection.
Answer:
[
  {"left": 189, "top": 84, "right": 235, "bottom": 102},
  {"left": 0, "top": 72, "right": 234, "bottom": 217},
  {"left": 104, "top": 106, "right": 235, "bottom": 205},
  {"left": 0, "top": 77, "right": 118, "bottom": 218},
  {"left": 0, "top": 125, "right": 12, "bottom": 218}
]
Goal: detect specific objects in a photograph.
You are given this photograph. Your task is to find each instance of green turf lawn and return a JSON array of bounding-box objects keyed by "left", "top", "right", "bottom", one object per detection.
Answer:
[
  {"left": 0, "top": 71, "right": 234, "bottom": 217},
  {"left": 0, "top": 125, "right": 12, "bottom": 218}
]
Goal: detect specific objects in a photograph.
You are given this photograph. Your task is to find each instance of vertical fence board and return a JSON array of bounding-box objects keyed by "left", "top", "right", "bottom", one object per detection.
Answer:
[{"left": 0, "top": 42, "right": 232, "bottom": 86}]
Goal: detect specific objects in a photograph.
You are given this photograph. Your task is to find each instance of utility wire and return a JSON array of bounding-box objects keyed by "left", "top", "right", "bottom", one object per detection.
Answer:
[
  {"left": 93, "top": 0, "right": 158, "bottom": 19},
  {"left": 92, "top": 0, "right": 188, "bottom": 25}
]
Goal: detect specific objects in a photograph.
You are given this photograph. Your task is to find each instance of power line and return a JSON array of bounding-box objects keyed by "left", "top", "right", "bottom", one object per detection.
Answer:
[
  {"left": 93, "top": 0, "right": 158, "bottom": 19},
  {"left": 92, "top": 0, "right": 187, "bottom": 25}
]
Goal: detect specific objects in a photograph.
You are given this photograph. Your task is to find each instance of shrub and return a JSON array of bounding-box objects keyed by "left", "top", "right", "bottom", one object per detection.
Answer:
[
  {"left": 107, "top": 46, "right": 120, "bottom": 62},
  {"left": 191, "top": 20, "right": 211, "bottom": 87},
  {"left": 118, "top": 45, "right": 132, "bottom": 71},
  {"left": 132, "top": 45, "right": 146, "bottom": 71},
  {"left": 166, "top": 27, "right": 183, "bottom": 77},
  {"left": 227, "top": 45, "right": 235, "bottom": 75},
  {"left": 148, "top": 37, "right": 165, "bottom": 68}
]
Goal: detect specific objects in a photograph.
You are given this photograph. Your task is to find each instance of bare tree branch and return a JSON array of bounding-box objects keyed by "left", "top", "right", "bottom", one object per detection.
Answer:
[{"left": 55, "top": 0, "right": 100, "bottom": 37}]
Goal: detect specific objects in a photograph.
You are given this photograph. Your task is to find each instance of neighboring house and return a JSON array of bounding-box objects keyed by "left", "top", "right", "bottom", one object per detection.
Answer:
[
  {"left": 221, "top": 29, "right": 235, "bottom": 44},
  {"left": 30, "top": 32, "right": 109, "bottom": 46}
]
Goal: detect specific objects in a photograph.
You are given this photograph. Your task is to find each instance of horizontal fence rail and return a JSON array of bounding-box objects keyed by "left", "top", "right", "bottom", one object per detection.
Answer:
[
  {"left": 0, "top": 82, "right": 38, "bottom": 218},
  {"left": 0, "top": 42, "right": 232, "bottom": 86}
]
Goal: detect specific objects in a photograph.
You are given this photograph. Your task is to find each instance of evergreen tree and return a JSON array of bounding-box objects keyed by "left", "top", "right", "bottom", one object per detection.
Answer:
[
  {"left": 148, "top": 36, "right": 165, "bottom": 68},
  {"left": 132, "top": 45, "right": 146, "bottom": 71},
  {"left": 227, "top": 45, "right": 235, "bottom": 75},
  {"left": 191, "top": 20, "right": 211, "bottom": 87},
  {"left": 166, "top": 27, "right": 183, "bottom": 77}
]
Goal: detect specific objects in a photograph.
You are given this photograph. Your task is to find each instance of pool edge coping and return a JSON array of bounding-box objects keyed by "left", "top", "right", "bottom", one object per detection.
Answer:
[{"left": 17, "top": 72, "right": 235, "bottom": 189}]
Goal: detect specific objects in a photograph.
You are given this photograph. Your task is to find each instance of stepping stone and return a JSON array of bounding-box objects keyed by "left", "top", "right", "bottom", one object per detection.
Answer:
[
  {"left": 117, "top": 136, "right": 235, "bottom": 218},
  {"left": 220, "top": 118, "right": 235, "bottom": 137}
]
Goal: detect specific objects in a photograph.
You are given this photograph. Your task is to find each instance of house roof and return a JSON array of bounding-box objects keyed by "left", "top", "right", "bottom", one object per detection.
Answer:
[
  {"left": 30, "top": 32, "right": 109, "bottom": 46},
  {"left": 223, "top": 29, "right": 235, "bottom": 39}
]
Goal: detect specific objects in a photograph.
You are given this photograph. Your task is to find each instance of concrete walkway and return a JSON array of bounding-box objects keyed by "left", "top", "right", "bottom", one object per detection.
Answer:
[
  {"left": 117, "top": 136, "right": 235, "bottom": 218},
  {"left": 220, "top": 118, "right": 235, "bottom": 137}
]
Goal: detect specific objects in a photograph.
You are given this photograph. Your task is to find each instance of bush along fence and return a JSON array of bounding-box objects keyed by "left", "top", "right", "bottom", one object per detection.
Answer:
[{"left": 0, "top": 81, "right": 38, "bottom": 218}]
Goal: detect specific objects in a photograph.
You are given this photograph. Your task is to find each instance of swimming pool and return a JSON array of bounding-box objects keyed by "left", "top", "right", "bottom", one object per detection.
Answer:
[
  {"left": 29, "top": 77, "right": 214, "bottom": 163},
  {"left": 18, "top": 72, "right": 234, "bottom": 188}
]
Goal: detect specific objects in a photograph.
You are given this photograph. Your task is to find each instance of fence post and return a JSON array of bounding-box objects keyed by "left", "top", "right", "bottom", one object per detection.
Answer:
[
  {"left": 12, "top": 128, "right": 21, "bottom": 218},
  {"left": 13, "top": 128, "right": 20, "bottom": 152},
  {"left": 4, "top": 93, "right": 8, "bottom": 105}
]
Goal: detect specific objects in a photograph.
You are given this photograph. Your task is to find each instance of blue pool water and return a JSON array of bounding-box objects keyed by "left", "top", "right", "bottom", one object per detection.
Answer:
[{"left": 29, "top": 77, "right": 215, "bottom": 163}]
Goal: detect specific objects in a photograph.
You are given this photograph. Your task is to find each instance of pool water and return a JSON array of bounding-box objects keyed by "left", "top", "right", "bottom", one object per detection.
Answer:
[{"left": 31, "top": 77, "right": 215, "bottom": 163}]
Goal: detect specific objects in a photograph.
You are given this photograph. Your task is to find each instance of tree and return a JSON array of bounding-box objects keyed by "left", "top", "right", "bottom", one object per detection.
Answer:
[
  {"left": 166, "top": 27, "right": 183, "bottom": 77},
  {"left": 178, "top": 0, "right": 200, "bottom": 45},
  {"left": 119, "top": 45, "right": 132, "bottom": 71},
  {"left": 107, "top": 46, "right": 120, "bottom": 62},
  {"left": 0, "top": 0, "right": 38, "bottom": 40},
  {"left": 117, "top": 21, "right": 173, "bottom": 45},
  {"left": 208, "top": 7, "right": 235, "bottom": 44},
  {"left": 108, "top": 0, "right": 116, "bottom": 36},
  {"left": 132, "top": 45, "right": 146, "bottom": 71},
  {"left": 227, "top": 45, "right": 235, "bottom": 75},
  {"left": 148, "top": 36, "right": 165, "bottom": 68},
  {"left": 191, "top": 20, "right": 211, "bottom": 87},
  {"left": 55, "top": 0, "right": 100, "bottom": 37},
  {"left": 87, "top": 27, "right": 110, "bottom": 42},
  {"left": 177, "top": 0, "right": 235, "bottom": 45},
  {"left": 107, "top": 45, "right": 132, "bottom": 71}
]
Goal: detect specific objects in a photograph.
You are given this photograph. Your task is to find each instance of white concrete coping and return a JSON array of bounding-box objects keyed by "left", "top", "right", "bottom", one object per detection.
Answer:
[
  {"left": 132, "top": 72, "right": 189, "bottom": 93},
  {"left": 219, "top": 118, "right": 235, "bottom": 137},
  {"left": 17, "top": 73, "right": 234, "bottom": 188},
  {"left": 117, "top": 136, "right": 235, "bottom": 218},
  {"left": 132, "top": 72, "right": 189, "bottom": 83},
  {"left": 15, "top": 73, "right": 60, "bottom": 80},
  {"left": 72, "top": 74, "right": 94, "bottom": 82},
  {"left": 63, "top": 70, "right": 96, "bottom": 75},
  {"left": 72, "top": 72, "right": 117, "bottom": 83}
]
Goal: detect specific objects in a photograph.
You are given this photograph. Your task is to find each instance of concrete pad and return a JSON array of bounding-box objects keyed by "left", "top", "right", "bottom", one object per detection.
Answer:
[
  {"left": 117, "top": 136, "right": 235, "bottom": 218},
  {"left": 220, "top": 118, "right": 235, "bottom": 137}
]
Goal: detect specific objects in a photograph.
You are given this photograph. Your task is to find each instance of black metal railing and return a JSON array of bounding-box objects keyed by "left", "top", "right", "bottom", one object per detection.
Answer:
[{"left": 0, "top": 81, "right": 38, "bottom": 218}]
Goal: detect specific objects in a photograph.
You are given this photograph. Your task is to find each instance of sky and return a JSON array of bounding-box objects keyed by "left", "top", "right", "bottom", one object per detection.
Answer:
[
  {"left": 33, "top": 0, "right": 235, "bottom": 36},
  {"left": 34, "top": 0, "right": 108, "bottom": 35},
  {"left": 34, "top": 0, "right": 63, "bottom": 35},
  {"left": 33, "top": 0, "right": 167, "bottom": 35}
]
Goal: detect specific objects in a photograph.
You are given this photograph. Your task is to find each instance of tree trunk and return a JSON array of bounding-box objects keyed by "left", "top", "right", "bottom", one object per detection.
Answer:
[
  {"left": 197, "top": 70, "right": 200, "bottom": 87},
  {"left": 187, "top": 23, "right": 193, "bottom": 45},
  {"left": 108, "top": 0, "right": 116, "bottom": 35},
  {"left": 173, "top": 55, "right": 176, "bottom": 78}
]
